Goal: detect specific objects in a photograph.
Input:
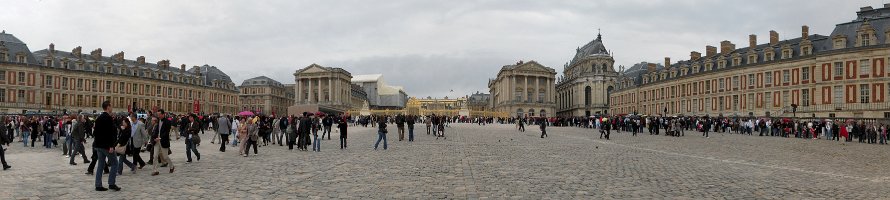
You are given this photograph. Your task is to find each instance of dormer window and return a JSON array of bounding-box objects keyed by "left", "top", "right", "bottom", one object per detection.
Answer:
[
  {"left": 764, "top": 52, "right": 774, "bottom": 61},
  {"left": 718, "top": 61, "right": 725, "bottom": 69},
  {"left": 705, "top": 63, "right": 713, "bottom": 71},
  {"left": 16, "top": 55, "right": 25, "bottom": 63},
  {"left": 748, "top": 55, "right": 757, "bottom": 64},
  {"left": 833, "top": 35, "right": 847, "bottom": 49},
  {"left": 733, "top": 58, "right": 740, "bottom": 66},
  {"left": 861, "top": 34, "right": 870, "bottom": 46},
  {"left": 782, "top": 50, "right": 791, "bottom": 59},
  {"left": 45, "top": 59, "right": 52, "bottom": 67},
  {"left": 801, "top": 47, "right": 811, "bottom": 56}
]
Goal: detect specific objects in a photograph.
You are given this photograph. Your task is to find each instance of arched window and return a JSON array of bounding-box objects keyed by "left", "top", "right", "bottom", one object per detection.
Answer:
[
  {"left": 528, "top": 109, "right": 535, "bottom": 117},
  {"left": 540, "top": 109, "right": 546, "bottom": 117},
  {"left": 516, "top": 108, "right": 524, "bottom": 117},
  {"left": 602, "top": 63, "right": 608, "bottom": 72},
  {"left": 585, "top": 86, "right": 592, "bottom": 106}
]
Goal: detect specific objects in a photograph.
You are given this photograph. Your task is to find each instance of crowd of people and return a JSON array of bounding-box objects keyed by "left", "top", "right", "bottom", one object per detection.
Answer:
[{"left": 1, "top": 101, "right": 888, "bottom": 192}]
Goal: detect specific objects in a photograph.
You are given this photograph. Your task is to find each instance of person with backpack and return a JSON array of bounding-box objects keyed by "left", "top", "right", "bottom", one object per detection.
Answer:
[{"left": 374, "top": 116, "right": 388, "bottom": 150}]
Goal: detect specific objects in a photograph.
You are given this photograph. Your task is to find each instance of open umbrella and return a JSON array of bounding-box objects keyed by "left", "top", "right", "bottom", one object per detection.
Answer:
[{"left": 238, "top": 111, "right": 254, "bottom": 117}]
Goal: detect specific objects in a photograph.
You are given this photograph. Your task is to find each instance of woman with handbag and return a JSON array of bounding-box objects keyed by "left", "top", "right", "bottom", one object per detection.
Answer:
[
  {"left": 115, "top": 118, "right": 136, "bottom": 175},
  {"left": 244, "top": 117, "right": 259, "bottom": 157}
]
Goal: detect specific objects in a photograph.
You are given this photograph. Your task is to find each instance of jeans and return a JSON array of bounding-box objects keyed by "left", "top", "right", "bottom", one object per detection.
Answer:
[
  {"left": 323, "top": 126, "right": 332, "bottom": 140},
  {"left": 22, "top": 131, "right": 29, "bottom": 147},
  {"left": 340, "top": 137, "right": 347, "bottom": 149},
  {"left": 44, "top": 133, "right": 53, "bottom": 148},
  {"left": 185, "top": 138, "right": 200, "bottom": 161},
  {"left": 94, "top": 148, "right": 118, "bottom": 187},
  {"left": 117, "top": 154, "right": 134, "bottom": 174},
  {"left": 313, "top": 133, "right": 321, "bottom": 152},
  {"left": 374, "top": 131, "right": 387, "bottom": 150},
  {"left": 62, "top": 135, "right": 71, "bottom": 155},
  {"left": 408, "top": 127, "right": 414, "bottom": 141}
]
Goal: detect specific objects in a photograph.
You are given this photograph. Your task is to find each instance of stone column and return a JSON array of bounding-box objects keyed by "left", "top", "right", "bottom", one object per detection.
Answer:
[
  {"left": 296, "top": 78, "right": 302, "bottom": 104},
  {"left": 524, "top": 75, "right": 529, "bottom": 102},
  {"left": 326, "top": 77, "right": 334, "bottom": 102},
  {"left": 508, "top": 76, "right": 514, "bottom": 102},
  {"left": 308, "top": 78, "right": 314, "bottom": 103}
]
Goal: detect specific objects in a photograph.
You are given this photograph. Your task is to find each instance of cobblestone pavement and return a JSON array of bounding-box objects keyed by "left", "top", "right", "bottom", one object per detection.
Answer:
[{"left": 1, "top": 124, "right": 889, "bottom": 199}]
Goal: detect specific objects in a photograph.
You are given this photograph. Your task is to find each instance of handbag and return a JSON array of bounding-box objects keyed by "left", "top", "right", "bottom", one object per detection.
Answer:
[
  {"left": 192, "top": 134, "right": 201, "bottom": 145},
  {"left": 114, "top": 144, "right": 127, "bottom": 154}
]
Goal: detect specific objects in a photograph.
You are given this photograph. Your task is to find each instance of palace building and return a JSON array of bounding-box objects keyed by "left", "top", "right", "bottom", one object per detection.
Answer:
[
  {"left": 0, "top": 31, "right": 240, "bottom": 114},
  {"left": 239, "top": 76, "right": 294, "bottom": 116},
  {"left": 488, "top": 60, "right": 556, "bottom": 117},
  {"left": 290, "top": 64, "right": 355, "bottom": 115},
  {"left": 555, "top": 32, "right": 619, "bottom": 117},
  {"left": 609, "top": 5, "right": 890, "bottom": 118}
]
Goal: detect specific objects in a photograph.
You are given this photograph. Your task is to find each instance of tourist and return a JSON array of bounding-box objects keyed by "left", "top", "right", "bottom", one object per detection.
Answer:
[
  {"left": 322, "top": 115, "right": 333, "bottom": 140},
  {"left": 425, "top": 116, "right": 432, "bottom": 135},
  {"left": 217, "top": 115, "right": 231, "bottom": 152},
  {"left": 231, "top": 116, "right": 240, "bottom": 147},
  {"left": 286, "top": 116, "right": 297, "bottom": 150},
  {"left": 184, "top": 114, "right": 201, "bottom": 162},
  {"left": 437, "top": 118, "right": 446, "bottom": 140},
  {"left": 278, "top": 116, "right": 288, "bottom": 146},
  {"left": 0, "top": 119, "right": 9, "bottom": 170},
  {"left": 406, "top": 115, "right": 415, "bottom": 142},
  {"left": 115, "top": 118, "right": 136, "bottom": 175},
  {"left": 245, "top": 116, "right": 259, "bottom": 156},
  {"left": 145, "top": 117, "right": 157, "bottom": 165},
  {"left": 69, "top": 115, "right": 90, "bottom": 165},
  {"left": 311, "top": 114, "right": 321, "bottom": 152},
  {"left": 540, "top": 118, "right": 548, "bottom": 138},
  {"left": 396, "top": 114, "right": 405, "bottom": 141},
  {"left": 271, "top": 116, "right": 281, "bottom": 146},
  {"left": 338, "top": 117, "right": 348, "bottom": 149},
  {"left": 151, "top": 109, "right": 175, "bottom": 176},
  {"left": 22, "top": 117, "right": 33, "bottom": 147},
  {"left": 93, "top": 100, "right": 120, "bottom": 191},
  {"left": 130, "top": 117, "right": 148, "bottom": 169},
  {"left": 237, "top": 117, "right": 249, "bottom": 155},
  {"left": 517, "top": 117, "right": 525, "bottom": 132},
  {"left": 375, "top": 116, "right": 388, "bottom": 150}
]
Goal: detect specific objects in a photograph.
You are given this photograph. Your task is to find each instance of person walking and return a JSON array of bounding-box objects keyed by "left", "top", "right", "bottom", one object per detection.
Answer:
[
  {"left": 184, "top": 114, "right": 201, "bottom": 162},
  {"left": 244, "top": 117, "right": 259, "bottom": 157},
  {"left": 517, "top": 117, "right": 525, "bottom": 132},
  {"left": 115, "top": 118, "right": 136, "bottom": 175},
  {"left": 237, "top": 117, "right": 249, "bottom": 155},
  {"left": 374, "top": 116, "right": 388, "bottom": 150},
  {"left": 406, "top": 115, "right": 415, "bottom": 142},
  {"left": 338, "top": 118, "right": 348, "bottom": 149},
  {"left": 395, "top": 114, "right": 405, "bottom": 141},
  {"left": 540, "top": 118, "right": 548, "bottom": 138},
  {"left": 278, "top": 116, "right": 288, "bottom": 146},
  {"left": 217, "top": 115, "right": 231, "bottom": 152},
  {"left": 69, "top": 115, "right": 90, "bottom": 165},
  {"left": 151, "top": 110, "right": 175, "bottom": 176},
  {"left": 130, "top": 117, "right": 148, "bottom": 169},
  {"left": 93, "top": 101, "right": 120, "bottom": 191},
  {"left": 322, "top": 115, "right": 333, "bottom": 140},
  {"left": 287, "top": 116, "right": 298, "bottom": 150},
  {"left": 311, "top": 114, "right": 321, "bottom": 152}
]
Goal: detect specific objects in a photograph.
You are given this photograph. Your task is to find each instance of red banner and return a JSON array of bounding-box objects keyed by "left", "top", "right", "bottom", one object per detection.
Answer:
[{"left": 193, "top": 100, "right": 200, "bottom": 113}]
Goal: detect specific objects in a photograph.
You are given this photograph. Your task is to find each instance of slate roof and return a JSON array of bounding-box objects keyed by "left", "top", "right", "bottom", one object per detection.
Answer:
[
  {"left": 240, "top": 76, "right": 284, "bottom": 87},
  {"left": 0, "top": 31, "right": 38, "bottom": 64},
  {"left": 569, "top": 33, "right": 609, "bottom": 66}
]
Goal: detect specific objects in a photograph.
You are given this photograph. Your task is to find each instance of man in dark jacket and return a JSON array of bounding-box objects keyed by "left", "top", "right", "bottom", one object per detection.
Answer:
[
  {"left": 297, "top": 113, "right": 312, "bottom": 151},
  {"left": 69, "top": 115, "right": 90, "bottom": 165},
  {"left": 93, "top": 101, "right": 120, "bottom": 191},
  {"left": 152, "top": 110, "right": 174, "bottom": 176},
  {"left": 406, "top": 115, "right": 415, "bottom": 142},
  {"left": 322, "top": 116, "right": 333, "bottom": 140},
  {"left": 540, "top": 118, "right": 548, "bottom": 138}
]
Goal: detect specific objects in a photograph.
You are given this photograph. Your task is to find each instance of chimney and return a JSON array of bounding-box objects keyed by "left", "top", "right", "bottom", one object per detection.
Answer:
[
  {"left": 801, "top": 25, "right": 809, "bottom": 40},
  {"left": 749, "top": 34, "right": 757, "bottom": 48},
  {"left": 664, "top": 57, "right": 671, "bottom": 68},
  {"left": 861, "top": 6, "right": 874, "bottom": 12},
  {"left": 72, "top": 46, "right": 82, "bottom": 58},
  {"left": 181, "top": 64, "right": 186, "bottom": 71},
  {"left": 690, "top": 51, "right": 701, "bottom": 60},
  {"left": 769, "top": 30, "right": 779, "bottom": 46},
  {"left": 885, "top": 3, "right": 890, "bottom": 8},
  {"left": 114, "top": 51, "right": 125, "bottom": 62},
  {"left": 720, "top": 41, "right": 735, "bottom": 54},
  {"left": 647, "top": 63, "right": 656, "bottom": 72},
  {"left": 137, "top": 56, "right": 145, "bottom": 65},
  {"left": 706, "top": 45, "right": 717, "bottom": 57},
  {"left": 49, "top": 43, "right": 55, "bottom": 52},
  {"left": 90, "top": 48, "right": 102, "bottom": 60}
]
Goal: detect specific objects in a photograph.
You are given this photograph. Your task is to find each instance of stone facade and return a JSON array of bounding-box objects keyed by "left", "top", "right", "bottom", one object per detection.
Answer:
[
  {"left": 239, "top": 76, "right": 294, "bottom": 116},
  {"left": 289, "top": 64, "right": 353, "bottom": 115},
  {"left": 0, "top": 31, "right": 239, "bottom": 114},
  {"left": 488, "top": 60, "right": 556, "bottom": 117},
  {"left": 555, "top": 33, "right": 618, "bottom": 117},
  {"left": 609, "top": 5, "right": 890, "bottom": 118}
]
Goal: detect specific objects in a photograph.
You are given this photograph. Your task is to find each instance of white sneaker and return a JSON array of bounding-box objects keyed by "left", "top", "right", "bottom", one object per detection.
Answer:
[{"left": 65, "top": 155, "right": 70, "bottom": 158}]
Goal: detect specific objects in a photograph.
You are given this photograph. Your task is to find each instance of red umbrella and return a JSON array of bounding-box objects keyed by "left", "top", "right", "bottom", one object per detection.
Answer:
[{"left": 238, "top": 111, "right": 254, "bottom": 117}]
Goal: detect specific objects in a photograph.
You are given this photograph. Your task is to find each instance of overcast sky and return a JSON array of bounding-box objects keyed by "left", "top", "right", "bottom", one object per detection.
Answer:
[{"left": 1, "top": 0, "right": 881, "bottom": 98}]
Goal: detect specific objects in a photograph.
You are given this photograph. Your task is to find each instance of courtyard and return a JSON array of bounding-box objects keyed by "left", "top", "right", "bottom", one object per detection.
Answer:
[{"left": 0, "top": 123, "right": 888, "bottom": 199}]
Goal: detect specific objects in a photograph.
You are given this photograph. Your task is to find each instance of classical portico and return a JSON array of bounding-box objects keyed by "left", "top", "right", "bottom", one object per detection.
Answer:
[
  {"left": 289, "top": 64, "right": 353, "bottom": 115},
  {"left": 488, "top": 60, "right": 556, "bottom": 117}
]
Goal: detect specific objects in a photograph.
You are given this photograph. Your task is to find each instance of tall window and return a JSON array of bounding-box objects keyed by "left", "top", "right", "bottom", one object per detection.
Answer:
[
  {"left": 0, "top": 70, "right": 5, "bottom": 82},
  {"left": 0, "top": 89, "right": 4, "bottom": 102},
  {"left": 748, "top": 74, "right": 754, "bottom": 86},
  {"left": 17, "top": 72, "right": 25, "bottom": 83},
  {"left": 765, "top": 72, "right": 773, "bottom": 84},
  {"left": 782, "top": 91, "right": 789, "bottom": 107},
  {"left": 802, "top": 67, "right": 810, "bottom": 81},
  {"left": 860, "top": 84, "right": 870, "bottom": 103},
  {"left": 801, "top": 89, "right": 810, "bottom": 106},
  {"left": 833, "top": 86, "right": 842, "bottom": 104},
  {"left": 105, "top": 81, "right": 111, "bottom": 91},
  {"left": 861, "top": 34, "right": 870, "bottom": 46},
  {"left": 718, "top": 79, "right": 725, "bottom": 90},
  {"left": 62, "top": 77, "right": 68, "bottom": 88},
  {"left": 764, "top": 92, "right": 772, "bottom": 108},
  {"left": 45, "top": 75, "right": 52, "bottom": 88},
  {"left": 782, "top": 70, "right": 790, "bottom": 83},
  {"left": 705, "top": 81, "right": 711, "bottom": 93},
  {"left": 538, "top": 91, "right": 545, "bottom": 103},
  {"left": 584, "top": 86, "right": 591, "bottom": 106},
  {"left": 834, "top": 62, "right": 843, "bottom": 77},
  {"left": 860, "top": 59, "right": 870, "bottom": 76},
  {"left": 514, "top": 89, "right": 522, "bottom": 101},
  {"left": 18, "top": 90, "right": 25, "bottom": 99},
  {"left": 732, "top": 76, "right": 739, "bottom": 90}
]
